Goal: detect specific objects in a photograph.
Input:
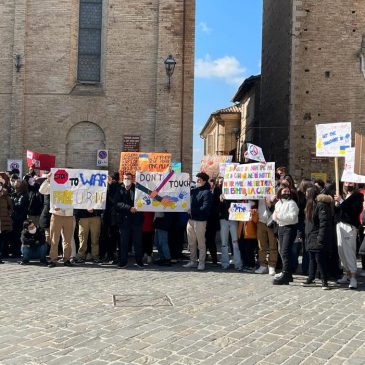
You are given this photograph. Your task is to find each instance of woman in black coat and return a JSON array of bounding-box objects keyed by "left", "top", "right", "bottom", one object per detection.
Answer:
[{"left": 304, "top": 187, "right": 333, "bottom": 289}]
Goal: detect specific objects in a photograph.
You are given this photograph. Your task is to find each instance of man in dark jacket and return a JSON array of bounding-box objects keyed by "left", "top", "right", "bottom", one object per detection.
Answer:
[
  {"left": 183, "top": 172, "right": 212, "bottom": 271},
  {"left": 20, "top": 220, "right": 48, "bottom": 265},
  {"left": 335, "top": 181, "right": 364, "bottom": 289},
  {"left": 114, "top": 173, "right": 144, "bottom": 268},
  {"left": 100, "top": 172, "right": 120, "bottom": 262}
]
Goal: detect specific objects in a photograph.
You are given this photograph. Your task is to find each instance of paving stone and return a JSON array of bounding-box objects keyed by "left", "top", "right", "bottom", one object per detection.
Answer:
[{"left": 1, "top": 262, "right": 365, "bottom": 365}]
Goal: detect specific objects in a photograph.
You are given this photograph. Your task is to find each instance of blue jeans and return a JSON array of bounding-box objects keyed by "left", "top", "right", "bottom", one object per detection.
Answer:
[
  {"left": 21, "top": 244, "right": 48, "bottom": 262},
  {"left": 154, "top": 229, "right": 171, "bottom": 260},
  {"left": 220, "top": 219, "right": 242, "bottom": 269},
  {"left": 118, "top": 223, "right": 143, "bottom": 266}
]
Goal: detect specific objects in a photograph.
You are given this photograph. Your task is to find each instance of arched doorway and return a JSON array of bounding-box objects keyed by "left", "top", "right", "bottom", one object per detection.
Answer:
[{"left": 66, "top": 122, "right": 106, "bottom": 169}]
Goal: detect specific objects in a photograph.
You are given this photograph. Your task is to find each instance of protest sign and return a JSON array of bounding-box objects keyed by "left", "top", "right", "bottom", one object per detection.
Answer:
[
  {"left": 50, "top": 168, "right": 108, "bottom": 210},
  {"left": 229, "top": 202, "right": 252, "bottom": 221},
  {"left": 245, "top": 143, "right": 266, "bottom": 163},
  {"left": 137, "top": 153, "right": 171, "bottom": 172},
  {"left": 341, "top": 148, "right": 365, "bottom": 183},
  {"left": 222, "top": 163, "right": 275, "bottom": 200},
  {"left": 7, "top": 159, "right": 23, "bottom": 177},
  {"left": 119, "top": 152, "right": 171, "bottom": 177},
  {"left": 135, "top": 171, "right": 190, "bottom": 212},
  {"left": 96, "top": 150, "right": 108, "bottom": 167},
  {"left": 26, "top": 150, "right": 56, "bottom": 171},
  {"left": 219, "top": 163, "right": 239, "bottom": 178},
  {"left": 171, "top": 162, "right": 182, "bottom": 173},
  {"left": 200, "top": 155, "right": 233, "bottom": 178},
  {"left": 315, "top": 122, "right": 351, "bottom": 157}
]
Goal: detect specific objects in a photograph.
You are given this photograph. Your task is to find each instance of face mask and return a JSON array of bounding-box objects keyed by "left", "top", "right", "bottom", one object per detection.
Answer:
[
  {"left": 281, "top": 194, "right": 291, "bottom": 200},
  {"left": 28, "top": 228, "right": 37, "bottom": 234},
  {"left": 123, "top": 180, "right": 132, "bottom": 187},
  {"left": 346, "top": 186, "right": 354, "bottom": 192}
]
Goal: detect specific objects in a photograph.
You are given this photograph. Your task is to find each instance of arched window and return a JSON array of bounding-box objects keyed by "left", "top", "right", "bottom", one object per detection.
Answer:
[
  {"left": 66, "top": 122, "right": 105, "bottom": 168},
  {"left": 77, "top": 0, "right": 102, "bottom": 82}
]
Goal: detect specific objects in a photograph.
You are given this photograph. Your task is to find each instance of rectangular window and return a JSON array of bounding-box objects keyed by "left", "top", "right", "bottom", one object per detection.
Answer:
[{"left": 77, "top": 0, "right": 102, "bottom": 82}]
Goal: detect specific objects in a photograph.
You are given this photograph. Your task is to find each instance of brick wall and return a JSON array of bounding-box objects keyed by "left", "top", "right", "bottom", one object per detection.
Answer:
[{"left": 0, "top": 0, "right": 194, "bottom": 174}]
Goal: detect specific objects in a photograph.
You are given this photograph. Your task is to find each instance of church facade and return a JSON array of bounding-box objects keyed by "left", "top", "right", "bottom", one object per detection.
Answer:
[{"left": 0, "top": 0, "right": 195, "bottom": 173}]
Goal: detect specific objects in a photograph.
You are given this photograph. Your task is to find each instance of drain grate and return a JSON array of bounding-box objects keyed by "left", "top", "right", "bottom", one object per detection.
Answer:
[{"left": 112, "top": 294, "right": 174, "bottom": 307}]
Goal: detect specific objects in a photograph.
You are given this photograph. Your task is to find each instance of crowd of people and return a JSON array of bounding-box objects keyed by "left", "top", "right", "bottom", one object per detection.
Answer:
[{"left": 1, "top": 165, "right": 365, "bottom": 290}]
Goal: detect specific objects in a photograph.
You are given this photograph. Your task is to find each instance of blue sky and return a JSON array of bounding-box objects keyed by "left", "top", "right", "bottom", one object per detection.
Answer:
[{"left": 193, "top": 0, "right": 263, "bottom": 174}]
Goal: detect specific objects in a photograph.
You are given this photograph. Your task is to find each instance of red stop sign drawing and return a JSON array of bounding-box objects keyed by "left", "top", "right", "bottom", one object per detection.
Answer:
[{"left": 54, "top": 169, "right": 69, "bottom": 184}]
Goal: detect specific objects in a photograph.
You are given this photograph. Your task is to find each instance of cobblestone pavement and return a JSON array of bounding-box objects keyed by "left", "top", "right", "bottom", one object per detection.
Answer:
[{"left": 1, "top": 260, "right": 365, "bottom": 365}]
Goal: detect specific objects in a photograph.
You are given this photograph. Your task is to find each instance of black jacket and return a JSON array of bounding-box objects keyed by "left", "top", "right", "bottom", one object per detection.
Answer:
[
  {"left": 11, "top": 193, "right": 29, "bottom": 225},
  {"left": 114, "top": 184, "right": 144, "bottom": 226},
  {"left": 74, "top": 209, "right": 103, "bottom": 219},
  {"left": 104, "top": 181, "right": 121, "bottom": 226},
  {"left": 154, "top": 213, "right": 173, "bottom": 231},
  {"left": 335, "top": 191, "right": 364, "bottom": 228},
  {"left": 21, "top": 227, "right": 46, "bottom": 247},
  {"left": 305, "top": 194, "right": 333, "bottom": 252},
  {"left": 28, "top": 186, "right": 44, "bottom": 216},
  {"left": 190, "top": 183, "right": 212, "bottom": 221},
  {"left": 39, "top": 194, "right": 51, "bottom": 229}
]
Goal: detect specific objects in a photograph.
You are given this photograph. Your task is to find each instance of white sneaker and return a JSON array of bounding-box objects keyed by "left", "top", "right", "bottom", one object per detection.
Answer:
[
  {"left": 268, "top": 266, "right": 276, "bottom": 276},
  {"left": 359, "top": 270, "right": 365, "bottom": 277},
  {"left": 349, "top": 277, "right": 357, "bottom": 289},
  {"left": 275, "top": 272, "right": 283, "bottom": 278},
  {"left": 197, "top": 262, "right": 205, "bottom": 271},
  {"left": 183, "top": 261, "right": 197, "bottom": 268},
  {"left": 255, "top": 266, "right": 269, "bottom": 274},
  {"left": 337, "top": 275, "right": 350, "bottom": 284}
]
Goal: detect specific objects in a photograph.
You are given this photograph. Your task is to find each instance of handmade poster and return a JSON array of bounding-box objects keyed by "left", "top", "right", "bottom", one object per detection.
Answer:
[
  {"left": 26, "top": 150, "right": 56, "bottom": 171},
  {"left": 119, "top": 152, "right": 171, "bottom": 177},
  {"left": 137, "top": 153, "right": 171, "bottom": 172},
  {"left": 50, "top": 168, "right": 108, "bottom": 210},
  {"left": 219, "top": 163, "right": 239, "bottom": 178},
  {"left": 229, "top": 202, "right": 252, "bottom": 221},
  {"left": 341, "top": 148, "right": 365, "bottom": 183},
  {"left": 245, "top": 143, "right": 266, "bottom": 163},
  {"left": 171, "top": 162, "right": 182, "bottom": 173},
  {"left": 134, "top": 171, "right": 190, "bottom": 212},
  {"left": 200, "top": 155, "right": 233, "bottom": 178},
  {"left": 222, "top": 162, "right": 275, "bottom": 200},
  {"left": 315, "top": 122, "right": 351, "bottom": 157}
]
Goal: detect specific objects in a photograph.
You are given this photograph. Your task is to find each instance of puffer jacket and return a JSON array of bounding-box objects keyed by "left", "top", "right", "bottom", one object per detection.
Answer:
[{"left": 305, "top": 194, "right": 333, "bottom": 252}]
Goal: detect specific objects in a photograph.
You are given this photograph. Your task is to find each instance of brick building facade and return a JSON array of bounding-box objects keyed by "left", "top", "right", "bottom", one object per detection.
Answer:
[
  {"left": 0, "top": 0, "right": 195, "bottom": 173},
  {"left": 261, "top": 0, "right": 365, "bottom": 180}
]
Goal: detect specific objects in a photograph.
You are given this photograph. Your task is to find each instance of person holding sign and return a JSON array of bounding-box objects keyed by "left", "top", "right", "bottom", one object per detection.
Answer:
[
  {"left": 183, "top": 172, "right": 212, "bottom": 271},
  {"left": 334, "top": 182, "right": 364, "bottom": 289},
  {"left": 272, "top": 186, "right": 299, "bottom": 285},
  {"left": 219, "top": 197, "right": 242, "bottom": 270},
  {"left": 39, "top": 174, "right": 74, "bottom": 268},
  {"left": 114, "top": 173, "right": 144, "bottom": 269}
]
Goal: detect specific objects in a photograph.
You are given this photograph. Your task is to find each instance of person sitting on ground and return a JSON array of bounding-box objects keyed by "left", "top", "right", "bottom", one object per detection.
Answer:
[{"left": 20, "top": 220, "right": 48, "bottom": 265}]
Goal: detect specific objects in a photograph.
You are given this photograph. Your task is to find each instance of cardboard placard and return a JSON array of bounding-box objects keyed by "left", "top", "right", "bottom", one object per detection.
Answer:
[{"left": 134, "top": 171, "right": 190, "bottom": 212}]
